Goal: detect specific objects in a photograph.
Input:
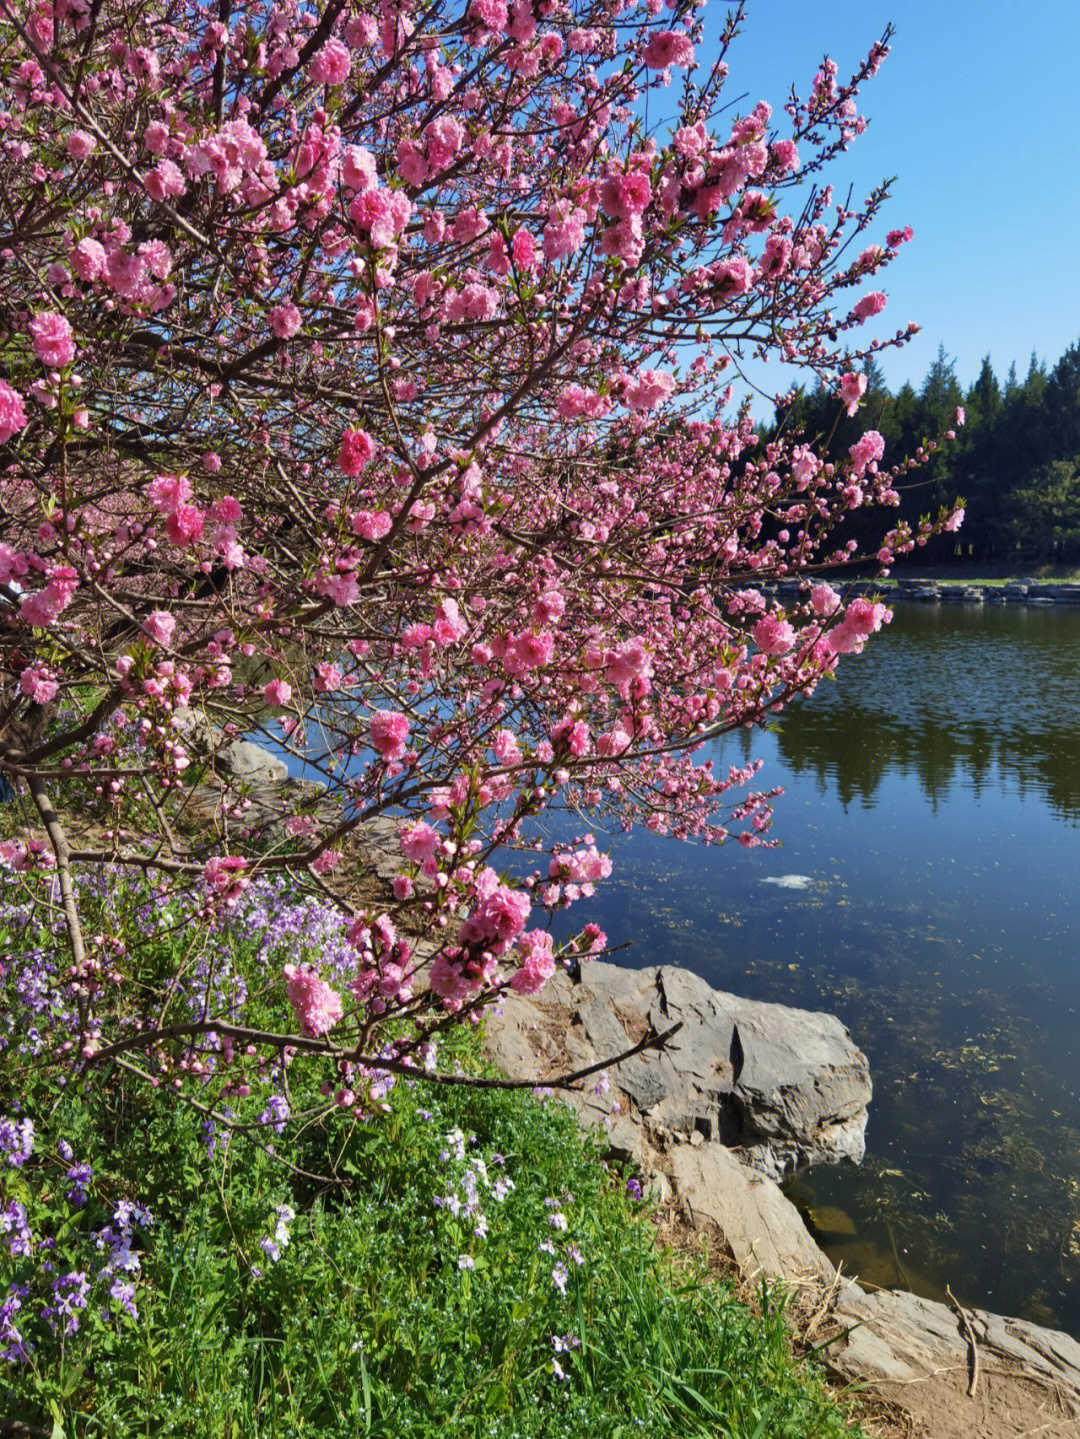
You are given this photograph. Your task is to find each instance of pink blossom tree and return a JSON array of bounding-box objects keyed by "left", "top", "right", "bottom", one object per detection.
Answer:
[{"left": 0, "top": 0, "right": 960, "bottom": 1095}]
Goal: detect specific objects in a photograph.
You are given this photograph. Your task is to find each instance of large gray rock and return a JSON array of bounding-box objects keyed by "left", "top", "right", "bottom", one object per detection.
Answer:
[
  {"left": 216, "top": 738, "right": 289, "bottom": 784},
  {"left": 174, "top": 709, "right": 289, "bottom": 785},
  {"left": 484, "top": 962, "right": 871, "bottom": 1181}
]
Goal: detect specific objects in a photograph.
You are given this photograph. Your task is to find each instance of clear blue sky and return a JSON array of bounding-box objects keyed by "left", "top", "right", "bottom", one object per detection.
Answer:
[{"left": 698, "top": 0, "right": 1080, "bottom": 400}]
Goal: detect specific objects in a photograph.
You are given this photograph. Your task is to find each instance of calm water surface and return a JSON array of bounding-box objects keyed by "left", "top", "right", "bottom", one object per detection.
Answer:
[{"left": 559, "top": 604, "right": 1080, "bottom": 1333}]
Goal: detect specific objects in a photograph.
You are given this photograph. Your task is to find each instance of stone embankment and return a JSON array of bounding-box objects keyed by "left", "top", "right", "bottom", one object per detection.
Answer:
[
  {"left": 485, "top": 962, "right": 1080, "bottom": 1439},
  {"left": 766, "top": 576, "right": 1080, "bottom": 607}
]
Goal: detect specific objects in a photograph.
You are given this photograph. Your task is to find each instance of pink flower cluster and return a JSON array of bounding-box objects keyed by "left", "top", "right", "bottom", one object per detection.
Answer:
[
  {"left": 0, "top": 381, "right": 27, "bottom": 443},
  {"left": 142, "top": 611, "right": 176, "bottom": 647},
  {"left": 827, "top": 598, "right": 890, "bottom": 655},
  {"left": 752, "top": 614, "right": 796, "bottom": 656},
  {"left": 19, "top": 565, "right": 78, "bottom": 629},
  {"left": 509, "top": 929, "right": 556, "bottom": 994},
  {"left": 19, "top": 661, "right": 59, "bottom": 704},
  {"left": 459, "top": 869, "right": 532, "bottom": 953},
  {"left": 642, "top": 30, "right": 695, "bottom": 69},
  {"left": 282, "top": 964, "right": 343, "bottom": 1037},
  {"left": 203, "top": 856, "right": 249, "bottom": 905},
  {"left": 29, "top": 311, "right": 76, "bottom": 367},
  {"left": 338, "top": 428, "right": 375, "bottom": 475},
  {"left": 147, "top": 473, "right": 206, "bottom": 548},
  {"left": 369, "top": 709, "right": 410, "bottom": 760},
  {"left": 840, "top": 372, "right": 867, "bottom": 417}
]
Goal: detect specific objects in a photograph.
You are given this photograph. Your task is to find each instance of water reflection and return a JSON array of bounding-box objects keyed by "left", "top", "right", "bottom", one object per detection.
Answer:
[{"left": 777, "top": 606, "right": 1080, "bottom": 821}]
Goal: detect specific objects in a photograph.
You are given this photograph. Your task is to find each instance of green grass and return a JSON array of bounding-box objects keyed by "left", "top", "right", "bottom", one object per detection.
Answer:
[{"left": 1, "top": 876, "right": 866, "bottom": 1439}]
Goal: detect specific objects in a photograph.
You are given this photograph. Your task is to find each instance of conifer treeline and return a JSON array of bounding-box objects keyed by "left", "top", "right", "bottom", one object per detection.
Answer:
[{"left": 772, "top": 341, "right": 1080, "bottom": 567}]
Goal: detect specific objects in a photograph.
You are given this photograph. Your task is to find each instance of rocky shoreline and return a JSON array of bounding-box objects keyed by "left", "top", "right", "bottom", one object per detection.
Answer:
[
  {"left": 766, "top": 576, "right": 1080, "bottom": 607},
  {"left": 485, "top": 962, "right": 1080, "bottom": 1439}
]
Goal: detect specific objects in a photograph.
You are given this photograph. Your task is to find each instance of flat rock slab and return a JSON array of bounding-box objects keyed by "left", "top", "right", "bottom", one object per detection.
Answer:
[
  {"left": 831, "top": 1282, "right": 1080, "bottom": 1437},
  {"left": 484, "top": 961, "right": 871, "bottom": 1181}
]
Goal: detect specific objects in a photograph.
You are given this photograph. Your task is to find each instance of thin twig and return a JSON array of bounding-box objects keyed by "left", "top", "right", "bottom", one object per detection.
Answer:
[{"left": 946, "top": 1283, "right": 980, "bottom": 1399}]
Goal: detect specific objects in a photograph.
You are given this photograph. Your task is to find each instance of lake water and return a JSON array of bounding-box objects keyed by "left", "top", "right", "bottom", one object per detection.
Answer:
[{"left": 557, "top": 603, "right": 1080, "bottom": 1334}]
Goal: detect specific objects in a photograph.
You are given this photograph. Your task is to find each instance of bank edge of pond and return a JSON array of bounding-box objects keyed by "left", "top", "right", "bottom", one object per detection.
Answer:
[
  {"left": 482, "top": 960, "right": 1080, "bottom": 1439},
  {"left": 765, "top": 576, "right": 1080, "bottom": 607}
]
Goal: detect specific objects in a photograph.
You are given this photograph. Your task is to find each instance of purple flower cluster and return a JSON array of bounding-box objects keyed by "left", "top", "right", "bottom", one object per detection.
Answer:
[
  {"left": 0, "top": 1114, "right": 34, "bottom": 1167},
  {"left": 1, "top": 1201, "right": 32, "bottom": 1258},
  {"left": 256, "top": 1203, "right": 295, "bottom": 1265},
  {"left": 43, "top": 1271, "right": 90, "bottom": 1337},
  {"left": 0, "top": 1284, "right": 30, "bottom": 1363}
]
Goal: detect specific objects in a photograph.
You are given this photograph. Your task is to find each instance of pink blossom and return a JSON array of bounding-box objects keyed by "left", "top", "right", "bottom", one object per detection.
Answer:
[
  {"left": 350, "top": 509, "right": 391, "bottom": 541},
  {"left": 370, "top": 709, "right": 410, "bottom": 760},
  {"left": 469, "top": 0, "right": 508, "bottom": 35},
  {"left": 142, "top": 610, "right": 176, "bottom": 647},
  {"left": 144, "top": 159, "right": 186, "bottom": 201},
  {"left": 424, "top": 115, "right": 464, "bottom": 172},
  {"left": 264, "top": 679, "right": 292, "bottom": 706},
  {"left": 400, "top": 821, "right": 440, "bottom": 863},
  {"left": 269, "top": 303, "right": 302, "bottom": 339},
  {"left": 542, "top": 204, "right": 586, "bottom": 262},
  {"left": 810, "top": 584, "right": 841, "bottom": 617},
  {"left": 511, "top": 228, "right": 537, "bottom": 270},
  {"left": 753, "top": 614, "right": 796, "bottom": 656},
  {"left": 19, "top": 566, "right": 78, "bottom": 628},
  {"left": 852, "top": 291, "right": 887, "bottom": 323},
  {"left": 283, "top": 963, "right": 343, "bottom": 1036},
  {"left": 338, "top": 428, "right": 375, "bottom": 475},
  {"left": 66, "top": 130, "right": 96, "bottom": 159},
  {"left": 840, "top": 372, "right": 867, "bottom": 417},
  {"left": 19, "top": 661, "right": 58, "bottom": 704},
  {"left": 147, "top": 473, "right": 192, "bottom": 516},
  {"left": 827, "top": 598, "right": 890, "bottom": 655},
  {"left": 598, "top": 171, "right": 651, "bottom": 220},
  {"left": 165, "top": 504, "right": 205, "bottom": 547},
  {"left": 771, "top": 138, "right": 800, "bottom": 172},
  {"left": 308, "top": 37, "right": 350, "bottom": 85},
  {"left": 509, "top": 929, "right": 556, "bottom": 994},
  {"left": 642, "top": 29, "right": 695, "bottom": 69},
  {"left": 429, "top": 953, "right": 481, "bottom": 1009},
  {"left": 506, "top": 630, "right": 554, "bottom": 674},
  {"left": 342, "top": 145, "right": 377, "bottom": 191},
  {"left": 71, "top": 238, "right": 107, "bottom": 281},
  {"left": 29, "top": 312, "right": 76, "bottom": 367},
  {"left": 460, "top": 881, "right": 531, "bottom": 952},
  {"left": 0, "top": 544, "right": 28, "bottom": 584},
  {"left": 605, "top": 637, "right": 652, "bottom": 694},
  {"left": 625, "top": 368, "right": 675, "bottom": 412},
  {"left": 203, "top": 855, "right": 249, "bottom": 906},
  {"left": 848, "top": 430, "right": 885, "bottom": 478},
  {"left": 345, "top": 14, "right": 378, "bottom": 47},
  {"left": 0, "top": 381, "right": 27, "bottom": 443},
  {"left": 313, "top": 662, "right": 343, "bottom": 692}
]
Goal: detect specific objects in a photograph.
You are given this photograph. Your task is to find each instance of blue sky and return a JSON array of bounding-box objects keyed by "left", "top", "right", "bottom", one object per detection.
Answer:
[{"left": 696, "top": 0, "right": 1080, "bottom": 399}]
